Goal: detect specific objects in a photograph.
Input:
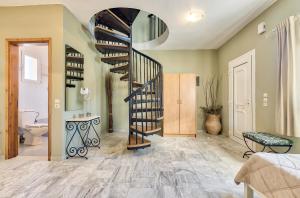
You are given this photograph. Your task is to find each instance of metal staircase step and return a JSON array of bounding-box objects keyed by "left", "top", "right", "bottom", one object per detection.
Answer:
[
  {"left": 130, "top": 125, "right": 162, "bottom": 136},
  {"left": 95, "top": 26, "right": 130, "bottom": 45},
  {"left": 135, "top": 91, "right": 156, "bottom": 95},
  {"left": 132, "top": 98, "right": 160, "bottom": 104},
  {"left": 95, "top": 43, "right": 129, "bottom": 54},
  {"left": 132, "top": 116, "right": 164, "bottom": 123},
  {"left": 110, "top": 8, "right": 140, "bottom": 26},
  {"left": 127, "top": 134, "right": 151, "bottom": 150},
  {"left": 102, "top": 55, "right": 129, "bottom": 65},
  {"left": 110, "top": 64, "right": 129, "bottom": 74},
  {"left": 120, "top": 73, "right": 129, "bottom": 81},
  {"left": 132, "top": 81, "right": 143, "bottom": 88},
  {"left": 95, "top": 10, "right": 130, "bottom": 35},
  {"left": 132, "top": 107, "right": 161, "bottom": 112},
  {"left": 66, "top": 76, "right": 84, "bottom": 81},
  {"left": 66, "top": 83, "right": 76, "bottom": 88}
]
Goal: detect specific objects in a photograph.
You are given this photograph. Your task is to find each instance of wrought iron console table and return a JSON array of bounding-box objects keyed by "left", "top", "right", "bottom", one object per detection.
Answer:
[{"left": 65, "top": 116, "right": 101, "bottom": 159}]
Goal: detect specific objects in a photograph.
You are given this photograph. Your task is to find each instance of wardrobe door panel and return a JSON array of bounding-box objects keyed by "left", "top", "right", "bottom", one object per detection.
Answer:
[
  {"left": 163, "top": 73, "right": 180, "bottom": 134},
  {"left": 179, "top": 74, "right": 196, "bottom": 135}
]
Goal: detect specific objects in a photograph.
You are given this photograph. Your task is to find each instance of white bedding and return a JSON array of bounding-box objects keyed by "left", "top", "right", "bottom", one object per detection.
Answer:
[{"left": 235, "top": 153, "right": 300, "bottom": 198}]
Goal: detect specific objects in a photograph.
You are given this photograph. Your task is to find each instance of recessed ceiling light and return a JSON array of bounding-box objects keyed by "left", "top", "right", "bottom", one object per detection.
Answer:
[{"left": 186, "top": 9, "right": 205, "bottom": 22}]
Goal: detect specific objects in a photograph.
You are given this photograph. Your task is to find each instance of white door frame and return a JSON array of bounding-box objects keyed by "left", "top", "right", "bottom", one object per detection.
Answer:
[{"left": 228, "top": 49, "right": 256, "bottom": 146}]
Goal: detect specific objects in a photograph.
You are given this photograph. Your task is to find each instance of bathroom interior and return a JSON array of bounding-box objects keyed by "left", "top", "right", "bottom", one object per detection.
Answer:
[{"left": 18, "top": 43, "right": 48, "bottom": 158}]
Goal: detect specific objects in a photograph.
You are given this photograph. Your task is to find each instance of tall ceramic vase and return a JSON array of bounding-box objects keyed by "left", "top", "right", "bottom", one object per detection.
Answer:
[{"left": 205, "top": 114, "right": 222, "bottom": 135}]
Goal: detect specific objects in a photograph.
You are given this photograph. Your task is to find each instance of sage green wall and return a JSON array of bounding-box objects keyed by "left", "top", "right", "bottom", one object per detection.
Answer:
[
  {"left": 0, "top": 5, "right": 108, "bottom": 160},
  {"left": 63, "top": 7, "right": 108, "bottom": 157},
  {"left": 218, "top": 0, "right": 300, "bottom": 153},
  {"left": 132, "top": 11, "right": 151, "bottom": 43},
  {"left": 0, "top": 5, "right": 64, "bottom": 159},
  {"left": 111, "top": 50, "right": 218, "bottom": 132},
  {"left": 145, "top": 50, "right": 218, "bottom": 130}
]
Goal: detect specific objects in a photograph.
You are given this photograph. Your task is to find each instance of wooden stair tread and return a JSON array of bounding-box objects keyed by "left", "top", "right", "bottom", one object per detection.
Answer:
[
  {"left": 135, "top": 91, "right": 156, "bottom": 95},
  {"left": 132, "top": 81, "right": 143, "bottom": 88},
  {"left": 110, "top": 64, "right": 129, "bottom": 74},
  {"left": 66, "top": 83, "right": 76, "bottom": 88},
  {"left": 65, "top": 66, "right": 84, "bottom": 72},
  {"left": 96, "top": 10, "right": 130, "bottom": 35},
  {"left": 102, "top": 55, "right": 129, "bottom": 65},
  {"left": 66, "top": 76, "right": 84, "bottom": 81},
  {"left": 132, "top": 107, "right": 161, "bottom": 112},
  {"left": 107, "top": 10, "right": 131, "bottom": 31},
  {"left": 130, "top": 125, "right": 162, "bottom": 135},
  {"left": 132, "top": 116, "right": 164, "bottom": 122},
  {"left": 132, "top": 98, "right": 160, "bottom": 103},
  {"left": 127, "top": 134, "right": 151, "bottom": 149},
  {"left": 110, "top": 8, "right": 140, "bottom": 26},
  {"left": 95, "top": 43, "right": 129, "bottom": 54},
  {"left": 95, "top": 26, "right": 130, "bottom": 44},
  {"left": 120, "top": 73, "right": 129, "bottom": 81}
]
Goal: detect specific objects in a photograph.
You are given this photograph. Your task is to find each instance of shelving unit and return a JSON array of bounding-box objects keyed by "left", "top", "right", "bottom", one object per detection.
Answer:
[{"left": 65, "top": 45, "right": 84, "bottom": 88}]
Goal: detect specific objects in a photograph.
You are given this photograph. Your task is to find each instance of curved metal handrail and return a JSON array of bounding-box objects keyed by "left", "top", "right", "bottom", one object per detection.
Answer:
[{"left": 124, "top": 48, "right": 162, "bottom": 102}]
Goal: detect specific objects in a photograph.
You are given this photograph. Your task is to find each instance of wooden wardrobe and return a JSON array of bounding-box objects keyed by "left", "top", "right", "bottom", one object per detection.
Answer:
[{"left": 163, "top": 73, "right": 196, "bottom": 136}]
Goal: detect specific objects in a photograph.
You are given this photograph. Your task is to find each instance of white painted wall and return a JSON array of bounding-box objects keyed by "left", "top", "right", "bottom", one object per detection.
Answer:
[{"left": 19, "top": 45, "right": 48, "bottom": 122}]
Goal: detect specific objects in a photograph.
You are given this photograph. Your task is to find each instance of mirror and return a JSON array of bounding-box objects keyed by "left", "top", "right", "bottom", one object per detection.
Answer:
[{"left": 65, "top": 45, "right": 84, "bottom": 111}]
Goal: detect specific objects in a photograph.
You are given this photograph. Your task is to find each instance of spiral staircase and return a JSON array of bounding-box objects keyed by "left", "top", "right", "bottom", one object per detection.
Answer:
[{"left": 93, "top": 8, "right": 164, "bottom": 150}]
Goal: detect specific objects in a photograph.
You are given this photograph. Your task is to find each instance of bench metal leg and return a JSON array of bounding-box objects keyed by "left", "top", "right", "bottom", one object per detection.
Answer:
[
  {"left": 243, "top": 136, "right": 266, "bottom": 158},
  {"left": 268, "top": 145, "right": 292, "bottom": 154},
  {"left": 244, "top": 184, "right": 253, "bottom": 198},
  {"left": 242, "top": 133, "right": 293, "bottom": 158},
  {"left": 243, "top": 142, "right": 292, "bottom": 158},
  {"left": 243, "top": 145, "right": 266, "bottom": 158}
]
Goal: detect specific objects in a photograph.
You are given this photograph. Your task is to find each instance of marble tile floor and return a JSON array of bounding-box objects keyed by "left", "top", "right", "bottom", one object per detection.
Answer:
[
  {"left": 0, "top": 132, "right": 251, "bottom": 198},
  {"left": 19, "top": 136, "right": 48, "bottom": 157}
]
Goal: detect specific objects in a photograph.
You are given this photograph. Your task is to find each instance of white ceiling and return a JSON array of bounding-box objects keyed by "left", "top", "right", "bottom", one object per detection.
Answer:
[{"left": 0, "top": 0, "right": 277, "bottom": 49}]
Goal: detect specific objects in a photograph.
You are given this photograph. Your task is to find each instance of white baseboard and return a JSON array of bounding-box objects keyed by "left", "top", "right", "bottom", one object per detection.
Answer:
[
  {"left": 50, "top": 155, "right": 64, "bottom": 161},
  {"left": 112, "top": 129, "right": 128, "bottom": 133}
]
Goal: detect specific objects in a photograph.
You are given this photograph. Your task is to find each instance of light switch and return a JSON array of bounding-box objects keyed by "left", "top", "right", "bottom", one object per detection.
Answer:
[
  {"left": 263, "top": 93, "right": 268, "bottom": 107},
  {"left": 54, "top": 99, "right": 61, "bottom": 109}
]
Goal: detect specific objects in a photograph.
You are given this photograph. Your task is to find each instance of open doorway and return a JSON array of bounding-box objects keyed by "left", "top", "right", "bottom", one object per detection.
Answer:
[{"left": 6, "top": 38, "right": 52, "bottom": 161}]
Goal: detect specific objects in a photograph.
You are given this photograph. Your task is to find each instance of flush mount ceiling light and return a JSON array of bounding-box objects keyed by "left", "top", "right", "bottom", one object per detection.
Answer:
[{"left": 186, "top": 9, "right": 205, "bottom": 22}]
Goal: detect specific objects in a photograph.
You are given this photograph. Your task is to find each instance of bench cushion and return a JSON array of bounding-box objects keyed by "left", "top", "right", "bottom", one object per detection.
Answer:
[{"left": 243, "top": 132, "right": 293, "bottom": 146}]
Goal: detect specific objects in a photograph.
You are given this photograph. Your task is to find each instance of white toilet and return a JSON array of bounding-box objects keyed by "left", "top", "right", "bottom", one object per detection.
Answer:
[{"left": 19, "top": 110, "right": 48, "bottom": 146}]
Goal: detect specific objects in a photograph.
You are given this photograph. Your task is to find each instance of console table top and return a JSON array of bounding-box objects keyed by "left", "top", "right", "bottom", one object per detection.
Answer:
[{"left": 66, "top": 115, "right": 100, "bottom": 122}]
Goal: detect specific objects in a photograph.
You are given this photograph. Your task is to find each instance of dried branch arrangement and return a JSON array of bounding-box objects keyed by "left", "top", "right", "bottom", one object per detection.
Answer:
[
  {"left": 105, "top": 73, "right": 113, "bottom": 133},
  {"left": 201, "top": 76, "right": 222, "bottom": 115}
]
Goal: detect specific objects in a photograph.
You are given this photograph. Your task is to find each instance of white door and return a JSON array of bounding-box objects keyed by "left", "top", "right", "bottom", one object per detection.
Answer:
[{"left": 229, "top": 50, "right": 255, "bottom": 145}]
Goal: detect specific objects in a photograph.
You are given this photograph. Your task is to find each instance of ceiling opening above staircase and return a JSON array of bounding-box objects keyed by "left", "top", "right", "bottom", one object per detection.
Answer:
[
  {"left": 132, "top": 10, "right": 169, "bottom": 50},
  {"left": 91, "top": 7, "right": 169, "bottom": 50}
]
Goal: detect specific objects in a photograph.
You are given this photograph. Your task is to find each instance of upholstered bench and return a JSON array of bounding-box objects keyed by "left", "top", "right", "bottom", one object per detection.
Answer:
[{"left": 242, "top": 132, "right": 293, "bottom": 158}]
